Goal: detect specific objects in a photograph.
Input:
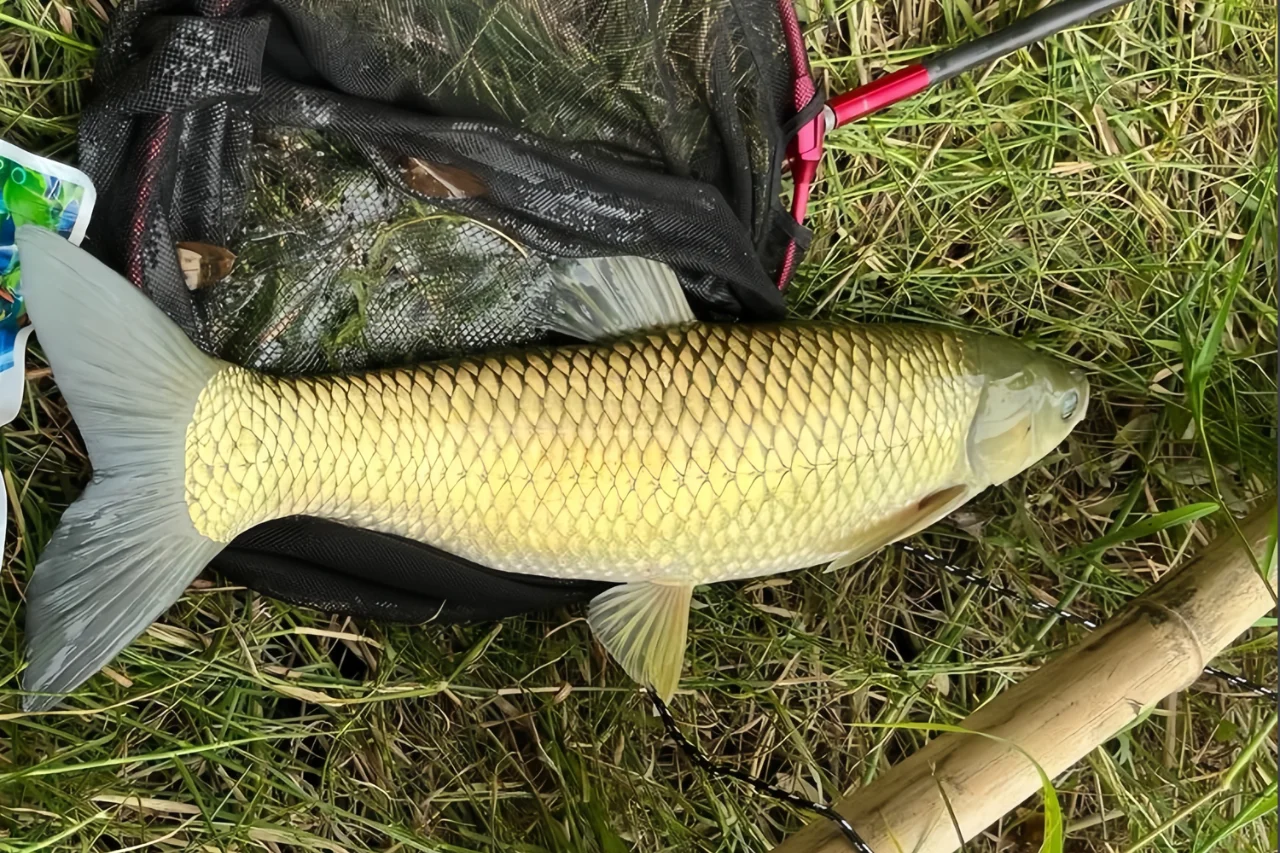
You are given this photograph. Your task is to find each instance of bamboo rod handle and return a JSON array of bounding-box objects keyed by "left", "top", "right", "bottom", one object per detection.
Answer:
[{"left": 774, "top": 500, "right": 1277, "bottom": 853}]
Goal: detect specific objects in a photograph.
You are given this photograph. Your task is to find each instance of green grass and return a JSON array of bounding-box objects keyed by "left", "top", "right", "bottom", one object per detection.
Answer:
[{"left": 0, "top": 0, "right": 1276, "bottom": 850}]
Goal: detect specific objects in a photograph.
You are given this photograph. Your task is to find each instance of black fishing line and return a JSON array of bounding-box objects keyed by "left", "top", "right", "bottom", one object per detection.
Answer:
[
  {"left": 897, "top": 543, "right": 1278, "bottom": 701},
  {"left": 647, "top": 688, "right": 874, "bottom": 852},
  {"left": 648, "top": 542, "right": 1273, "bottom": 852}
]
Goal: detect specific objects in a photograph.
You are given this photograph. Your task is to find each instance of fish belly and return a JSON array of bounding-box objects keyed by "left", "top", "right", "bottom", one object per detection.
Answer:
[{"left": 183, "top": 324, "right": 982, "bottom": 584}]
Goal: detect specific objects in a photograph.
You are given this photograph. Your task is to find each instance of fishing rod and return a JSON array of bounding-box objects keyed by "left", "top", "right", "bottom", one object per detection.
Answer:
[
  {"left": 782, "top": 0, "right": 1139, "bottom": 285},
  {"left": 652, "top": 540, "right": 1276, "bottom": 849}
]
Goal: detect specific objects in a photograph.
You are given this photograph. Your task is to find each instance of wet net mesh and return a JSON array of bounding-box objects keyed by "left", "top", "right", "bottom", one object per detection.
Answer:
[
  {"left": 69, "top": 0, "right": 820, "bottom": 623},
  {"left": 79, "top": 0, "right": 815, "bottom": 375}
]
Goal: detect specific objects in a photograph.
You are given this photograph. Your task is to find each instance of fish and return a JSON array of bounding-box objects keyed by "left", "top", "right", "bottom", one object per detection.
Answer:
[{"left": 13, "top": 225, "right": 1088, "bottom": 710}]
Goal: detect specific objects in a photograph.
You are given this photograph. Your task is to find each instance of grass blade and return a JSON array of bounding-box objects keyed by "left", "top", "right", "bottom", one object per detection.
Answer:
[
  {"left": 1068, "top": 503, "right": 1220, "bottom": 559},
  {"left": 1191, "top": 780, "right": 1278, "bottom": 853},
  {"left": 852, "top": 721, "right": 1066, "bottom": 851}
]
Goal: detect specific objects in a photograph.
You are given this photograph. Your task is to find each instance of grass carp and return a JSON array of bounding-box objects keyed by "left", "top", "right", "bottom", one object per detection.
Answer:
[{"left": 14, "top": 226, "right": 1087, "bottom": 709}]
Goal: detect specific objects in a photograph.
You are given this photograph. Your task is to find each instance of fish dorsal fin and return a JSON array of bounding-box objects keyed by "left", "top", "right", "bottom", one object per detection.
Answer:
[
  {"left": 588, "top": 580, "right": 694, "bottom": 701},
  {"left": 825, "top": 484, "right": 973, "bottom": 573},
  {"left": 544, "top": 255, "right": 696, "bottom": 342}
]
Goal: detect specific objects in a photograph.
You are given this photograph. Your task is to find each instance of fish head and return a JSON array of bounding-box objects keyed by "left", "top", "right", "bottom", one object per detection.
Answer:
[{"left": 966, "top": 336, "right": 1089, "bottom": 486}]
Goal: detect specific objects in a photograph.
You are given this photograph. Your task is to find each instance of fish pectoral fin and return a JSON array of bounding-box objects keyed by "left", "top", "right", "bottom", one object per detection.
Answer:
[
  {"left": 825, "top": 484, "right": 973, "bottom": 573},
  {"left": 588, "top": 580, "right": 694, "bottom": 701}
]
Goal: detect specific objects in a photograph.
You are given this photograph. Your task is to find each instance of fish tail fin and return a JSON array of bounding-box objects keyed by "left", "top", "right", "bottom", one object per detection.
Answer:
[{"left": 15, "top": 227, "right": 225, "bottom": 711}]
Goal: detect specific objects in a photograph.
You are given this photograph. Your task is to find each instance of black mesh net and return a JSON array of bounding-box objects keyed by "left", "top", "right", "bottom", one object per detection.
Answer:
[
  {"left": 79, "top": 0, "right": 814, "bottom": 374},
  {"left": 73, "top": 0, "right": 820, "bottom": 623}
]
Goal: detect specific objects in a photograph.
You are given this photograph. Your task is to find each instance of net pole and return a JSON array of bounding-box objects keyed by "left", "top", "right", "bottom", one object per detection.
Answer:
[{"left": 826, "top": 0, "right": 1137, "bottom": 127}]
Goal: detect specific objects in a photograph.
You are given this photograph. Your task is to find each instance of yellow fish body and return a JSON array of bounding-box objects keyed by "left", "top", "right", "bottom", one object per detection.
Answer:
[
  {"left": 15, "top": 227, "right": 1088, "bottom": 708},
  {"left": 187, "top": 324, "right": 977, "bottom": 580}
]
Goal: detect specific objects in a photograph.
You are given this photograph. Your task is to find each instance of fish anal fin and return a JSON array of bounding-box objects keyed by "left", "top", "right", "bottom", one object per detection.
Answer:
[
  {"left": 826, "top": 484, "right": 973, "bottom": 573},
  {"left": 587, "top": 580, "right": 694, "bottom": 701}
]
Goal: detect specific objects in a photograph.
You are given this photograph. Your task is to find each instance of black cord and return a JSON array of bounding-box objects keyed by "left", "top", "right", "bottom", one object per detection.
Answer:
[
  {"left": 644, "top": 544, "right": 1272, "bottom": 852},
  {"left": 897, "top": 543, "right": 1278, "bottom": 701},
  {"left": 647, "top": 688, "right": 874, "bottom": 853}
]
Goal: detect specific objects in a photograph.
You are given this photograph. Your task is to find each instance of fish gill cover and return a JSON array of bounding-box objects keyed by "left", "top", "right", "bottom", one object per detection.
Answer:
[{"left": 77, "top": 0, "right": 814, "bottom": 376}]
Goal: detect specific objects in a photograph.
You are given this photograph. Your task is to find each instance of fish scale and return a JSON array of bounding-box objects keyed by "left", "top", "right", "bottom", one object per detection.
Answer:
[{"left": 183, "top": 323, "right": 981, "bottom": 585}]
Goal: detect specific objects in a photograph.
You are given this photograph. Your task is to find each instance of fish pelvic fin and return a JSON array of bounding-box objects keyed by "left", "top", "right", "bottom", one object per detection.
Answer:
[
  {"left": 588, "top": 580, "right": 694, "bottom": 702},
  {"left": 544, "top": 255, "right": 696, "bottom": 341},
  {"left": 16, "top": 227, "right": 224, "bottom": 711},
  {"left": 825, "top": 483, "right": 974, "bottom": 573}
]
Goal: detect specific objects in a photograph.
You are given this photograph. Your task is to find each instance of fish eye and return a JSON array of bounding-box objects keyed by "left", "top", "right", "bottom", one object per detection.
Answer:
[{"left": 1060, "top": 390, "right": 1079, "bottom": 421}]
